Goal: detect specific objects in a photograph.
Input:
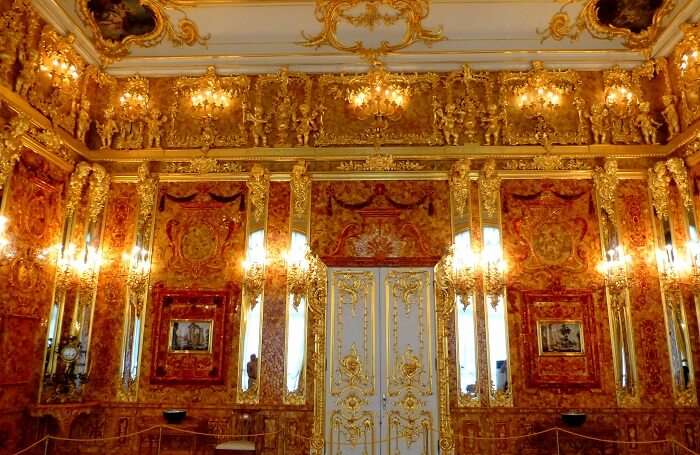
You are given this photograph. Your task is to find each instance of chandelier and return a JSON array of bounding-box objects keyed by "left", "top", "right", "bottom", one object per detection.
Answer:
[
  {"left": 40, "top": 53, "right": 79, "bottom": 86},
  {"left": 119, "top": 76, "right": 150, "bottom": 121},
  {"left": 597, "top": 246, "right": 631, "bottom": 295},
  {"left": 347, "top": 62, "right": 409, "bottom": 123},
  {"left": 189, "top": 66, "right": 233, "bottom": 120}
]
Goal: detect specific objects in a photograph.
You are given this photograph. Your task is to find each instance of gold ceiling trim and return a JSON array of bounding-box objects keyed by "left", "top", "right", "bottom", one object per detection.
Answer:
[
  {"left": 301, "top": 0, "right": 444, "bottom": 61},
  {"left": 76, "top": 0, "right": 209, "bottom": 63},
  {"left": 538, "top": 0, "right": 675, "bottom": 54}
]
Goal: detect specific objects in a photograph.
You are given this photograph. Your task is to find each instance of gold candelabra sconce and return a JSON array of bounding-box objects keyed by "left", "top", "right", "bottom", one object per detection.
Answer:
[
  {"left": 516, "top": 84, "right": 564, "bottom": 115},
  {"left": 656, "top": 245, "right": 688, "bottom": 295},
  {"left": 285, "top": 246, "right": 312, "bottom": 309},
  {"left": 597, "top": 246, "right": 632, "bottom": 296},
  {"left": 680, "top": 49, "right": 700, "bottom": 76},
  {"left": 119, "top": 77, "right": 150, "bottom": 122},
  {"left": 605, "top": 85, "right": 636, "bottom": 107},
  {"left": 686, "top": 240, "right": 700, "bottom": 293},
  {"left": 188, "top": 67, "right": 235, "bottom": 120},
  {"left": 0, "top": 215, "right": 13, "bottom": 259},
  {"left": 440, "top": 241, "right": 507, "bottom": 304},
  {"left": 122, "top": 245, "right": 151, "bottom": 296},
  {"left": 442, "top": 242, "right": 478, "bottom": 305},
  {"left": 242, "top": 246, "right": 267, "bottom": 302},
  {"left": 39, "top": 52, "right": 80, "bottom": 87},
  {"left": 52, "top": 243, "right": 103, "bottom": 291},
  {"left": 346, "top": 62, "right": 410, "bottom": 132}
]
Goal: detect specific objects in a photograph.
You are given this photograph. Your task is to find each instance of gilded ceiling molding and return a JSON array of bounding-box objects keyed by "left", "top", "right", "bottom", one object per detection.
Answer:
[
  {"left": 538, "top": 0, "right": 675, "bottom": 54},
  {"left": 448, "top": 159, "right": 470, "bottom": 217},
  {"left": 301, "top": 0, "right": 444, "bottom": 61},
  {"left": 337, "top": 153, "right": 424, "bottom": 171},
  {"left": 76, "top": 0, "right": 209, "bottom": 62}
]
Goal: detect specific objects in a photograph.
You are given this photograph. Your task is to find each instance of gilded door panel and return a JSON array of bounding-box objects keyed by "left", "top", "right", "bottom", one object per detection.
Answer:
[
  {"left": 327, "top": 269, "right": 379, "bottom": 455},
  {"left": 382, "top": 269, "right": 437, "bottom": 455}
]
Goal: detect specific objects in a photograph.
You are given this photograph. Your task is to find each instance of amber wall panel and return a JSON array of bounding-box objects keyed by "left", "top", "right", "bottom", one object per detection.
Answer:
[
  {"left": 501, "top": 179, "right": 616, "bottom": 407},
  {"left": 0, "top": 151, "right": 66, "bottom": 453},
  {"left": 138, "top": 181, "right": 247, "bottom": 404},
  {"left": 310, "top": 181, "right": 451, "bottom": 266}
]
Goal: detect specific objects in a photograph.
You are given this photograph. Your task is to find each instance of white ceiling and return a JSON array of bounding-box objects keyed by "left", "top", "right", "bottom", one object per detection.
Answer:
[{"left": 32, "top": 0, "right": 700, "bottom": 76}]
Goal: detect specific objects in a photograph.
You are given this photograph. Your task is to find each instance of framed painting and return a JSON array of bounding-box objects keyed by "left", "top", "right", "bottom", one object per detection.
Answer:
[
  {"left": 537, "top": 320, "right": 585, "bottom": 356},
  {"left": 150, "top": 284, "right": 237, "bottom": 384},
  {"left": 521, "top": 290, "right": 600, "bottom": 388}
]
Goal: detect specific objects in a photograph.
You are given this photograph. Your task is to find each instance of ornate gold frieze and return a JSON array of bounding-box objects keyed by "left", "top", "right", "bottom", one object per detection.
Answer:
[
  {"left": 503, "top": 156, "right": 591, "bottom": 171},
  {"left": 161, "top": 158, "right": 244, "bottom": 175},
  {"left": 337, "top": 153, "right": 424, "bottom": 172},
  {"left": 301, "top": 0, "right": 443, "bottom": 61},
  {"left": 76, "top": 0, "right": 208, "bottom": 62},
  {"left": 538, "top": 0, "right": 675, "bottom": 53}
]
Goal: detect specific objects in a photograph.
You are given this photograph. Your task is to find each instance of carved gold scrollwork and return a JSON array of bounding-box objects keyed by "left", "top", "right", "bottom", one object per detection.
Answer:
[
  {"left": 449, "top": 159, "right": 470, "bottom": 217},
  {"left": 65, "top": 161, "right": 92, "bottom": 218},
  {"left": 76, "top": 0, "right": 209, "bottom": 62},
  {"left": 538, "top": 0, "right": 675, "bottom": 53},
  {"left": 593, "top": 158, "right": 619, "bottom": 219},
  {"left": 433, "top": 259, "right": 455, "bottom": 455},
  {"left": 0, "top": 114, "right": 30, "bottom": 190},
  {"left": 86, "top": 164, "right": 110, "bottom": 224},
  {"left": 478, "top": 159, "right": 501, "bottom": 219},
  {"left": 306, "top": 254, "right": 327, "bottom": 455},
  {"left": 246, "top": 164, "right": 270, "bottom": 224},
  {"left": 665, "top": 157, "right": 693, "bottom": 210},
  {"left": 290, "top": 160, "right": 310, "bottom": 218},
  {"left": 301, "top": 0, "right": 444, "bottom": 61},
  {"left": 649, "top": 161, "right": 671, "bottom": 221}
]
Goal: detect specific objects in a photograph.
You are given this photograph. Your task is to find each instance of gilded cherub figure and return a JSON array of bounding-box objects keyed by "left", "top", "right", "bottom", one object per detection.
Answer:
[
  {"left": 293, "top": 104, "right": 317, "bottom": 147},
  {"left": 97, "top": 107, "right": 117, "bottom": 149},
  {"left": 75, "top": 99, "right": 91, "bottom": 143},
  {"left": 436, "top": 103, "right": 465, "bottom": 146},
  {"left": 246, "top": 105, "right": 269, "bottom": 147},
  {"left": 481, "top": 104, "right": 504, "bottom": 146},
  {"left": 14, "top": 48, "right": 39, "bottom": 97},
  {"left": 588, "top": 103, "right": 609, "bottom": 144},
  {"left": 661, "top": 95, "right": 680, "bottom": 139},
  {"left": 144, "top": 109, "right": 165, "bottom": 148},
  {"left": 636, "top": 101, "right": 661, "bottom": 144}
]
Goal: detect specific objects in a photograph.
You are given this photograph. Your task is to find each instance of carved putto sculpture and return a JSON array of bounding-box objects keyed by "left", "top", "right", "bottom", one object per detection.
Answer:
[
  {"left": 661, "top": 95, "right": 680, "bottom": 139},
  {"left": 588, "top": 103, "right": 609, "bottom": 144},
  {"left": 145, "top": 109, "right": 164, "bottom": 148},
  {"left": 98, "top": 107, "right": 118, "bottom": 149},
  {"left": 436, "top": 103, "right": 465, "bottom": 146},
  {"left": 482, "top": 104, "right": 504, "bottom": 146},
  {"left": 293, "top": 104, "right": 317, "bottom": 147},
  {"left": 14, "top": 48, "right": 39, "bottom": 97},
  {"left": 76, "top": 100, "right": 91, "bottom": 143},
  {"left": 636, "top": 101, "right": 661, "bottom": 144},
  {"left": 247, "top": 105, "right": 269, "bottom": 147}
]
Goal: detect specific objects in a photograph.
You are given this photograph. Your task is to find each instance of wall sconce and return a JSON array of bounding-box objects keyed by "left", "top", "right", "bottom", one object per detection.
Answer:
[
  {"left": 482, "top": 248, "right": 507, "bottom": 300},
  {"left": 680, "top": 50, "right": 699, "bottom": 74},
  {"left": 656, "top": 245, "right": 687, "bottom": 295},
  {"left": 242, "top": 245, "right": 267, "bottom": 301},
  {"left": 597, "top": 246, "right": 631, "bottom": 295},
  {"left": 442, "top": 242, "right": 478, "bottom": 304},
  {"left": 516, "top": 85, "right": 563, "bottom": 113},
  {"left": 687, "top": 240, "right": 700, "bottom": 292},
  {"left": 605, "top": 85, "right": 635, "bottom": 106},
  {"left": 347, "top": 62, "right": 410, "bottom": 125},
  {"left": 0, "top": 215, "right": 13, "bottom": 258},
  {"left": 189, "top": 67, "right": 234, "bottom": 120},
  {"left": 119, "top": 76, "right": 150, "bottom": 121},
  {"left": 122, "top": 245, "right": 151, "bottom": 297},
  {"left": 53, "top": 243, "right": 103, "bottom": 291},
  {"left": 286, "top": 246, "right": 311, "bottom": 309},
  {"left": 40, "top": 53, "right": 79, "bottom": 86}
]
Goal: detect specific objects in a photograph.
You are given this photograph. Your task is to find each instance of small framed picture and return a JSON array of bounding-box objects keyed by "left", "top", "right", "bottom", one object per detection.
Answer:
[
  {"left": 537, "top": 320, "right": 584, "bottom": 356},
  {"left": 168, "top": 320, "right": 213, "bottom": 353}
]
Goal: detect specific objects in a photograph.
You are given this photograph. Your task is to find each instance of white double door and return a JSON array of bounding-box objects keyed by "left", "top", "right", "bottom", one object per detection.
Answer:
[{"left": 326, "top": 268, "right": 438, "bottom": 455}]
